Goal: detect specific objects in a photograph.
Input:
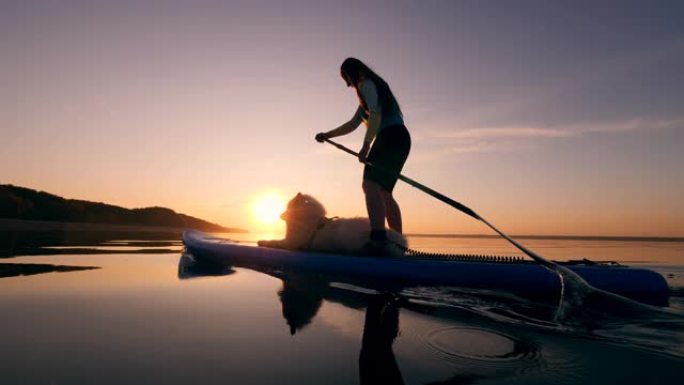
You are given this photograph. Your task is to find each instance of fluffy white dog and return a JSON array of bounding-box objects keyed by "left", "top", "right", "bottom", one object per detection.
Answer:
[{"left": 257, "top": 193, "right": 407, "bottom": 256}]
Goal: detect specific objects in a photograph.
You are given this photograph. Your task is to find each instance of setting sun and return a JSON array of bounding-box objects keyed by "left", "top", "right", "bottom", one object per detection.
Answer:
[{"left": 252, "top": 192, "right": 287, "bottom": 226}]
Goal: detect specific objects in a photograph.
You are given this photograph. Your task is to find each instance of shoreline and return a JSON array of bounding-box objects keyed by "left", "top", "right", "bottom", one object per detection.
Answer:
[{"left": 0, "top": 218, "right": 247, "bottom": 234}]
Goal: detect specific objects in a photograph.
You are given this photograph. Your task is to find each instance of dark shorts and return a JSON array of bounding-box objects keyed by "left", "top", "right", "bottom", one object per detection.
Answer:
[{"left": 363, "top": 124, "right": 411, "bottom": 193}]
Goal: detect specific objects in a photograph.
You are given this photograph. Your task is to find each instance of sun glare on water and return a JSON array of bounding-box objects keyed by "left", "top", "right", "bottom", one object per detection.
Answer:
[{"left": 252, "top": 192, "right": 287, "bottom": 226}]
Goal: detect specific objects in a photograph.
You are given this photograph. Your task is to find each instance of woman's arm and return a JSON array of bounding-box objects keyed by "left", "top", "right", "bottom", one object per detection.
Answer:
[
  {"left": 326, "top": 112, "right": 363, "bottom": 138},
  {"left": 358, "top": 80, "right": 382, "bottom": 161},
  {"left": 316, "top": 108, "right": 363, "bottom": 142}
]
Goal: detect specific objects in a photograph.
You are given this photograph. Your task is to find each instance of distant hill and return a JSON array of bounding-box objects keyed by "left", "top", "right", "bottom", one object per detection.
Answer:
[{"left": 0, "top": 185, "right": 244, "bottom": 233}]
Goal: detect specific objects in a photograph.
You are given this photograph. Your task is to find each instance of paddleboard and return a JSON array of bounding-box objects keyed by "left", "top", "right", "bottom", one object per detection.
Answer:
[{"left": 182, "top": 230, "right": 670, "bottom": 306}]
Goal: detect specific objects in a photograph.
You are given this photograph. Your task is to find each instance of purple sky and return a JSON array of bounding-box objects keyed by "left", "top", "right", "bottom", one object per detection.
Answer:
[{"left": 2, "top": 0, "right": 683, "bottom": 235}]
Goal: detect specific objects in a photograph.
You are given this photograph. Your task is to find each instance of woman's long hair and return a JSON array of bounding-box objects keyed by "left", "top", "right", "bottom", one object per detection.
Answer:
[{"left": 340, "top": 58, "right": 402, "bottom": 119}]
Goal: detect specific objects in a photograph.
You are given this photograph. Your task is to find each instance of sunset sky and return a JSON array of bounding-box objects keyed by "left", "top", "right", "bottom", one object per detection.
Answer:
[{"left": 2, "top": 1, "right": 683, "bottom": 236}]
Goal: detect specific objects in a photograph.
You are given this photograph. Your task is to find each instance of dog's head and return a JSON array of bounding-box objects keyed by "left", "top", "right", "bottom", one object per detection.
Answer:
[{"left": 280, "top": 193, "right": 326, "bottom": 222}]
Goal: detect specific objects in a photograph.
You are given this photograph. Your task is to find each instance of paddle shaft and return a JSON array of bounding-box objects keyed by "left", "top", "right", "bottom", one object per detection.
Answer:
[{"left": 322, "top": 138, "right": 554, "bottom": 268}]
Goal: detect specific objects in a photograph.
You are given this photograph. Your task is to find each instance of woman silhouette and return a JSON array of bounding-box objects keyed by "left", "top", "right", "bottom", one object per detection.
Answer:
[{"left": 316, "top": 58, "right": 411, "bottom": 255}]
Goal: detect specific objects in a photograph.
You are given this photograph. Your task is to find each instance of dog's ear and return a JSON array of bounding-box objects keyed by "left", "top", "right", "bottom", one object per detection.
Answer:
[{"left": 296, "top": 192, "right": 302, "bottom": 197}]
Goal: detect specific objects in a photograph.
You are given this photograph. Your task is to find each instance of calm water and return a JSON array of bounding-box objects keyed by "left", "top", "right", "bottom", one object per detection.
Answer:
[{"left": 1, "top": 233, "right": 683, "bottom": 384}]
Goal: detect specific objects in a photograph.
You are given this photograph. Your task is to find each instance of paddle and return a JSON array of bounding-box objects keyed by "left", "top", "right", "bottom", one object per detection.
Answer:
[
  {"left": 322, "top": 137, "right": 669, "bottom": 323},
  {"left": 321, "top": 137, "right": 559, "bottom": 270}
]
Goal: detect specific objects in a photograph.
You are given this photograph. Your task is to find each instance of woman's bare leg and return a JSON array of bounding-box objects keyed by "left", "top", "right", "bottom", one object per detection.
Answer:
[
  {"left": 362, "top": 180, "right": 386, "bottom": 231},
  {"left": 381, "top": 190, "right": 402, "bottom": 233}
]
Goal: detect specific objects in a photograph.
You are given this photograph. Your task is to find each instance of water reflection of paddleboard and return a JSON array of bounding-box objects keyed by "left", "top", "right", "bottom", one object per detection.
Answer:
[{"left": 177, "top": 252, "right": 235, "bottom": 280}]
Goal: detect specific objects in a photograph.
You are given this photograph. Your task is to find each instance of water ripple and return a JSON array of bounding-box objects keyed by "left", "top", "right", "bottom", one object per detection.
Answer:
[
  {"left": 419, "top": 326, "right": 585, "bottom": 383},
  {"left": 425, "top": 326, "right": 539, "bottom": 364}
]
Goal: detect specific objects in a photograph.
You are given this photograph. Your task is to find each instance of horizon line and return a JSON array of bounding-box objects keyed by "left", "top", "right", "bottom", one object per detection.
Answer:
[{"left": 404, "top": 233, "right": 684, "bottom": 243}]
